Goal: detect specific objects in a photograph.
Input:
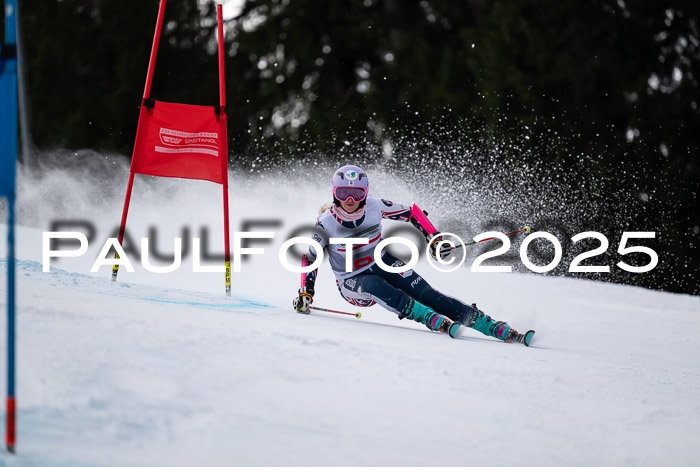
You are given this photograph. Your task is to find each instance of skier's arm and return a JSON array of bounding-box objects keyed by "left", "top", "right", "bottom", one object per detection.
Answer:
[
  {"left": 378, "top": 199, "right": 412, "bottom": 222},
  {"left": 409, "top": 204, "right": 452, "bottom": 261},
  {"left": 409, "top": 203, "right": 437, "bottom": 237},
  {"left": 293, "top": 253, "right": 316, "bottom": 314},
  {"left": 301, "top": 253, "right": 318, "bottom": 296},
  {"left": 293, "top": 221, "right": 327, "bottom": 314},
  {"left": 380, "top": 199, "right": 448, "bottom": 258}
]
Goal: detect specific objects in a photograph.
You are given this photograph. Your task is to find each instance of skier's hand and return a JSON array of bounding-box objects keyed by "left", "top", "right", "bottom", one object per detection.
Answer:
[
  {"left": 427, "top": 233, "right": 453, "bottom": 262},
  {"left": 293, "top": 287, "right": 314, "bottom": 314}
]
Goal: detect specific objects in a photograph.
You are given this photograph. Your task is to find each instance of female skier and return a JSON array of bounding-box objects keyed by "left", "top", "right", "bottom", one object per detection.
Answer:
[{"left": 292, "top": 164, "right": 534, "bottom": 345}]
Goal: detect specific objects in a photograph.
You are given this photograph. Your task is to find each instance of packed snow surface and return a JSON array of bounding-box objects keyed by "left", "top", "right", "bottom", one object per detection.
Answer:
[{"left": 1, "top": 165, "right": 699, "bottom": 466}]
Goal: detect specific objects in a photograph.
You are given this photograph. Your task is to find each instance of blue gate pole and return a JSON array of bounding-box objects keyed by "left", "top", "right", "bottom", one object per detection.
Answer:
[
  {"left": 1, "top": 0, "right": 19, "bottom": 454},
  {"left": 6, "top": 195, "right": 15, "bottom": 454}
]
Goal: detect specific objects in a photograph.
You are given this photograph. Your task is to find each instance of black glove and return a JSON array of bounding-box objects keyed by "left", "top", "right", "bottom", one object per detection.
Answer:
[
  {"left": 427, "top": 233, "right": 453, "bottom": 261},
  {"left": 293, "top": 287, "right": 314, "bottom": 314}
]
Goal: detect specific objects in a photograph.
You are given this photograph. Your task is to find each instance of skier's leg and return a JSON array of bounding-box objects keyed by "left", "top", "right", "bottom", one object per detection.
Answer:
[
  {"left": 378, "top": 253, "right": 516, "bottom": 341},
  {"left": 376, "top": 252, "right": 472, "bottom": 322},
  {"left": 338, "top": 273, "right": 451, "bottom": 332}
]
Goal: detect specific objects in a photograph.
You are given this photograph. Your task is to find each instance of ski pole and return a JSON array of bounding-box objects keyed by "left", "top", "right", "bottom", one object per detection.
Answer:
[
  {"left": 449, "top": 225, "right": 531, "bottom": 251},
  {"left": 309, "top": 306, "right": 362, "bottom": 319}
]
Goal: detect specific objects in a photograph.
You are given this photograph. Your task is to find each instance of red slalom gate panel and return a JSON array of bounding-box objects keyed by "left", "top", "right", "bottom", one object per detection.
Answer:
[
  {"left": 130, "top": 101, "right": 226, "bottom": 185},
  {"left": 113, "top": 2, "right": 232, "bottom": 296}
]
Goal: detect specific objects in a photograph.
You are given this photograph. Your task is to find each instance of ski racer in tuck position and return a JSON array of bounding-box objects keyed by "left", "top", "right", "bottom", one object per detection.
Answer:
[{"left": 292, "top": 164, "right": 534, "bottom": 345}]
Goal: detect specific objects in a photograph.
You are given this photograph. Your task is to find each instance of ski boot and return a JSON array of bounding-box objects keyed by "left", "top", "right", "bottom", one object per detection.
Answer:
[
  {"left": 465, "top": 303, "right": 511, "bottom": 341},
  {"left": 400, "top": 298, "right": 461, "bottom": 338},
  {"left": 464, "top": 303, "right": 530, "bottom": 345},
  {"left": 467, "top": 303, "right": 535, "bottom": 345}
]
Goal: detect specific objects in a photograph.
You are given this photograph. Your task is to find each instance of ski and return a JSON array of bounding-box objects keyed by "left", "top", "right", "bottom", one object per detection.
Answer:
[
  {"left": 447, "top": 322, "right": 461, "bottom": 339},
  {"left": 508, "top": 329, "right": 535, "bottom": 346},
  {"left": 436, "top": 319, "right": 461, "bottom": 339}
]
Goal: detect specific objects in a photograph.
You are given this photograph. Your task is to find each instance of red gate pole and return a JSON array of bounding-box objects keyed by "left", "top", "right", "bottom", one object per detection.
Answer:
[
  {"left": 112, "top": 171, "right": 135, "bottom": 281},
  {"left": 113, "top": 0, "right": 167, "bottom": 282},
  {"left": 143, "top": 0, "right": 167, "bottom": 101},
  {"left": 217, "top": 4, "right": 232, "bottom": 296}
]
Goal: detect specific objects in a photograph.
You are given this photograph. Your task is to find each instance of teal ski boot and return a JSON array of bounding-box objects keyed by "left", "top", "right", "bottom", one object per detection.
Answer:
[
  {"left": 466, "top": 303, "right": 516, "bottom": 342},
  {"left": 400, "top": 298, "right": 461, "bottom": 338}
]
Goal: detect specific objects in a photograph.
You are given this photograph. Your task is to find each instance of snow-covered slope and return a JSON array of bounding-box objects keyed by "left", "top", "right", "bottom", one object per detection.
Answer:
[{"left": 0, "top": 163, "right": 699, "bottom": 466}]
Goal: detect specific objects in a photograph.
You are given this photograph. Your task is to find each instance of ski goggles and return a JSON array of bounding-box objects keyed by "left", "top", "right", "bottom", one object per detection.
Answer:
[{"left": 333, "top": 186, "right": 367, "bottom": 202}]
